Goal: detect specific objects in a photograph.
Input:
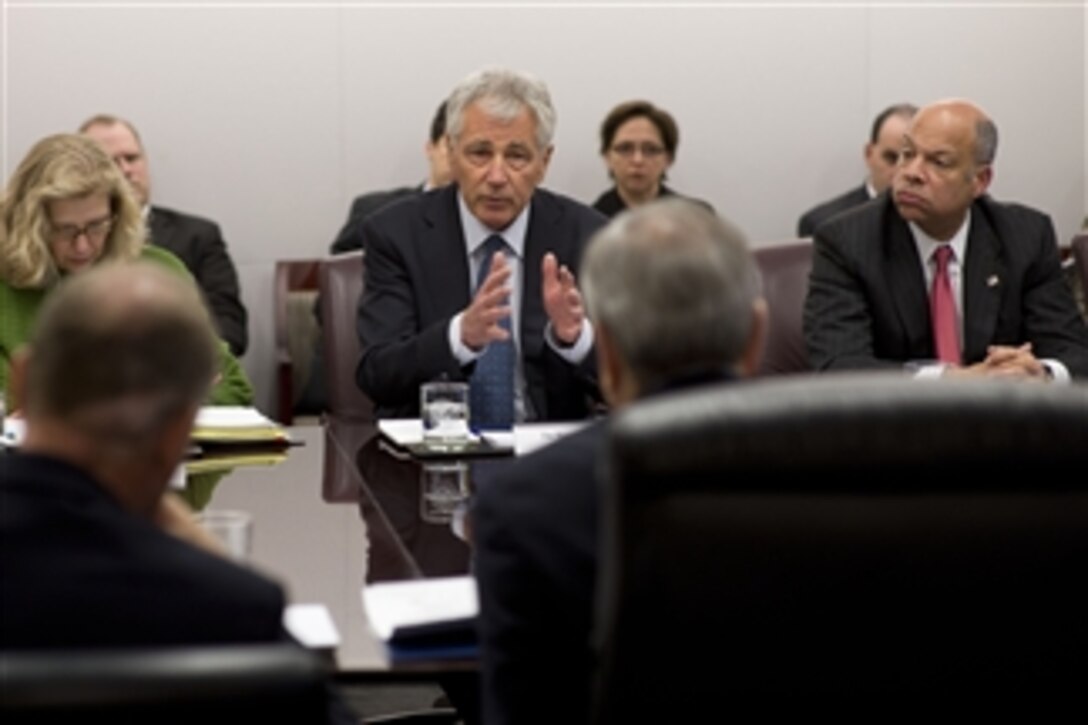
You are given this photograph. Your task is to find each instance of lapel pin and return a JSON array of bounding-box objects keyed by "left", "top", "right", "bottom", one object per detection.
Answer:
[{"left": 986, "top": 275, "right": 1000, "bottom": 288}]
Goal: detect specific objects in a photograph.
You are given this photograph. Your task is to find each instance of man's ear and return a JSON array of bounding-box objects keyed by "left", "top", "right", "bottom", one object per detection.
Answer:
[
  {"left": 595, "top": 323, "right": 624, "bottom": 407},
  {"left": 9, "top": 346, "right": 31, "bottom": 414},
  {"left": 972, "top": 164, "right": 993, "bottom": 199},
  {"left": 737, "top": 298, "right": 769, "bottom": 377}
]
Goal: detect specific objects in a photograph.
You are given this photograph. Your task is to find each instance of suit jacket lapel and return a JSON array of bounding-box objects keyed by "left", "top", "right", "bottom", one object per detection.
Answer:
[
  {"left": 147, "top": 207, "right": 173, "bottom": 249},
  {"left": 882, "top": 208, "right": 931, "bottom": 355},
  {"left": 423, "top": 187, "right": 472, "bottom": 316},
  {"left": 961, "top": 204, "right": 1004, "bottom": 362}
]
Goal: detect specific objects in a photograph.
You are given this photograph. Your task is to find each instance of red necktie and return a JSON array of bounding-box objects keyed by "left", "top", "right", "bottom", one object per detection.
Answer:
[{"left": 930, "top": 245, "right": 961, "bottom": 364}]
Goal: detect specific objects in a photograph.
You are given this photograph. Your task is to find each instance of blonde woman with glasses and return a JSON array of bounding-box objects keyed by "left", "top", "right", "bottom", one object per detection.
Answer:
[
  {"left": 0, "top": 134, "right": 252, "bottom": 409},
  {"left": 592, "top": 100, "right": 714, "bottom": 219}
]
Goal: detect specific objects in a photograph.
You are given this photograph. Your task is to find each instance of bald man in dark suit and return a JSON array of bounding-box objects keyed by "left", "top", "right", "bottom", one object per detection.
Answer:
[{"left": 804, "top": 99, "right": 1088, "bottom": 380}]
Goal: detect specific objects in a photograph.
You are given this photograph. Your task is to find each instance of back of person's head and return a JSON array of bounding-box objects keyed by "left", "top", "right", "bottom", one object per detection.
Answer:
[
  {"left": 582, "top": 198, "right": 763, "bottom": 395},
  {"left": 24, "top": 261, "right": 218, "bottom": 447},
  {"left": 599, "top": 100, "right": 680, "bottom": 157},
  {"left": 0, "top": 133, "right": 144, "bottom": 289},
  {"left": 445, "top": 67, "right": 556, "bottom": 150}
]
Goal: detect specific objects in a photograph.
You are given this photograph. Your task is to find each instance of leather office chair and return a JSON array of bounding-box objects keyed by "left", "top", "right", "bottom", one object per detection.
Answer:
[
  {"left": 1, "top": 642, "right": 332, "bottom": 724},
  {"left": 593, "top": 373, "right": 1088, "bottom": 720},
  {"left": 319, "top": 250, "right": 374, "bottom": 421},
  {"left": 752, "top": 239, "right": 812, "bottom": 375},
  {"left": 274, "top": 258, "right": 323, "bottom": 424},
  {"left": 1070, "top": 232, "right": 1088, "bottom": 322}
]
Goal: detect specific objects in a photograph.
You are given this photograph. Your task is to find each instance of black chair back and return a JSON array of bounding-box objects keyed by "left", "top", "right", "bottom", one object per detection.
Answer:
[
  {"left": 2, "top": 643, "right": 330, "bottom": 724},
  {"left": 594, "top": 373, "right": 1088, "bottom": 720},
  {"left": 319, "top": 250, "right": 374, "bottom": 421},
  {"left": 752, "top": 239, "right": 812, "bottom": 375}
]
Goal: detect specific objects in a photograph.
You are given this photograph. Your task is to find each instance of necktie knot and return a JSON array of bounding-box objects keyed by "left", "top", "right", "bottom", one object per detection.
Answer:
[
  {"left": 933, "top": 244, "right": 954, "bottom": 272},
  {"left": 477, "top": 235, "right": 508, "bottom": 291}
]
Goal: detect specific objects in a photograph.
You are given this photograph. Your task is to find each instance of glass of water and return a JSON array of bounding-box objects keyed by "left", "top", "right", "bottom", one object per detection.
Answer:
[{"left": 420, "top": 381, "right": 471, "bottom": 449}]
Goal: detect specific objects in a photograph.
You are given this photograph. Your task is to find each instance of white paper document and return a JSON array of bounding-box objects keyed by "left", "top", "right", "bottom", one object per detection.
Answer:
[
  {"left": 284, "top": 603, "right": 341, "bottom": 650},
  {"left": 362, "top": 575, "right": 478, "bottom": 642},
  {"left": 482, "top": 421, "right": 587, "bottom": 457}
]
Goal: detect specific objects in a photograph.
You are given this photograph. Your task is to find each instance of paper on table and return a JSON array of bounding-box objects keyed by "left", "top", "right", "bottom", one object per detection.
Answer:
[
  {"left": 284, "top": 603, "right": 341, "bottom": 650},
  {"left": 362, "top": 575, "right": 478, "bottom": 642},
  {"left": 192, "top": 406, "right": 290, "bottom": 443},
  {"left": 378, "top": 418, "right": 482, "bottom": 448},
  {"left": 481, "top": 421, "right": 587, "bottom": 457}
]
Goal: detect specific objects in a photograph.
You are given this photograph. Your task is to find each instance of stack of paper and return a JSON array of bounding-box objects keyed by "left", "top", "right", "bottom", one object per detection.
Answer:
[
  {"left": 362, "top": 576, "right": 479, "bottom": 663},
  {"left": 192, "top": 406, "right": 291, "bottom": 445}
]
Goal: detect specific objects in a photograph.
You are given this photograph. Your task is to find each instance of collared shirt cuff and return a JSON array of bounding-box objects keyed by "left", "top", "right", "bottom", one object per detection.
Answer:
[
  {"left": 449, "top": 313, "right": 482, "bottom": 365},
  {"left": 1041, "top": 359, "right": 1070, "bottom": 384},
  {"left": 545, "top": 319, "right": 593, "bottom": 364},
  {"left": 910, "top": 362, "right": 946, "bottom": 379}
]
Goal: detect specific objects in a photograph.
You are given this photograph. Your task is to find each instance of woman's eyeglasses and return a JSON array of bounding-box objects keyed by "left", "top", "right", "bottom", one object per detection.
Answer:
[
  {"left": 50, "top": 216, "right": 115, "bottom": 245},
  {"left": 610, "top": 142, "right": 666, "bottom": 159}
]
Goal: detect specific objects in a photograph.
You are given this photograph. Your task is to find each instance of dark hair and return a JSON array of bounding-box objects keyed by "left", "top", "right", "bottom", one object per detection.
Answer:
[
  {"left": 429, "top": 101, "right": 448, "bottom": 144},
  {"left": 599, "top": 100, "right": 679, "bottom": 157},
  {"left": 869, "top": 103, "right": 918, "bottom": 144}
]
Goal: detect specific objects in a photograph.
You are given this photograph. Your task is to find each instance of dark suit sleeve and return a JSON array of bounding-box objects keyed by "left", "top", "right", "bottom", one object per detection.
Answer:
[
  {"left": 355, "top": 216, "right": 464, "bottom": 413},
  {"left": 797, "top": 211, "right": 816, "bottom": 238},
  {"left": 1010, "top": 211, "right": 1088, "bottom": 377},
  {"left": 330, "top": 189, "right": 417, "bottom": 254},
  {"left": 330, "top": 196, "right": 372, "bottom": 254},
  {"left": 190, "top": 222, "right": 248, "bottom": 356},
  {"left": 803, "top": 223, "right": 897, "bottom": 372}
]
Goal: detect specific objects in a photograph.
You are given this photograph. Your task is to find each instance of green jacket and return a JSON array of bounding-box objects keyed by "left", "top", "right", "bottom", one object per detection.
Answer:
[{"left": 0, "top": 245, "right": 253, "bottom": 407}]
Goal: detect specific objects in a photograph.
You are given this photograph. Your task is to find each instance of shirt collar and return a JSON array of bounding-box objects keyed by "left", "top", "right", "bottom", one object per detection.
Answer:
[
  {"left": 457, "top": 192, "right": 529, "bottom": 259},
  {"left": 908, "top": 209, "right": 971, "bottom": 264}
]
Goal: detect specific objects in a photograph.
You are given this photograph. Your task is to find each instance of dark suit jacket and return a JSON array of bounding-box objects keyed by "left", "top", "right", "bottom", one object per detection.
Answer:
[
  {"left": 330, "top": 186, "right": 419, "bottom": 254},
  {"left": 0, "top": 452, "right": 285, "bottom": 649},
  {"left": 796, "top": 183, "right": 870, "bottom": 237},
  {"left": 803, "top": 194, "right": 1088, "bottom": 377},
  {"left": 473, "top": 421, "right": 604, "bottom": 725},
  {"left": 356, "top": 185, "right": 607, "bottom": 420},
  {"left": 591, "top": 184, "right": 714, "bottom": 219},
  {"left": 0, "top": 452, "right": 359, "bottom": 724},
  {"left": 149, "top": 206, "right": 248, "bottom": 356}
]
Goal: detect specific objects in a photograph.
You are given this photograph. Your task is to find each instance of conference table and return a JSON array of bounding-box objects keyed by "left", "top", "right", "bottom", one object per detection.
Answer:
[{"left": 202, "top": 415, "right": 498, "bottom": 674}]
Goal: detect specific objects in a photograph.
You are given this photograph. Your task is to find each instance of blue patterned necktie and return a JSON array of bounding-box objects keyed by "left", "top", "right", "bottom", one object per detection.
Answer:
[{"left": 469, "top": 235, "right": 515, "bottom": 430}]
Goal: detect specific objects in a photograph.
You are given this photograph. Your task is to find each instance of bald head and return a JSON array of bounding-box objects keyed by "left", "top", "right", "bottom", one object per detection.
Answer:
[
  {"left": 892, "top": 98, "right": 997, "bottom": 241},
  {"left": 24, "top": 261, "right": 218, "bottom": 441},
  {"left": 917, "top": 99, "right": 998, "bottom": 166}
]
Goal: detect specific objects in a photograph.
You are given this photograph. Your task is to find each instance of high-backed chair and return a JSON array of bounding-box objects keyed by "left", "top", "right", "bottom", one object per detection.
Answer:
[
  {"left": 1, "top": 643, "right": 331, "bottom": 723},
  {"left": 593, "top": 373, "right": 1088, "bottom": 720},
  {"left": 1070, "top": 232, "right": 1088, "bottom": 322},
  {"left": 752, "top": 239, "right": 812, "bottom": 375},
  {"left": 319, "top": 250, "right": 373, "bottom": 421},
  {"left": 273, "top": 259, "right": 323, "bottom": 424}
]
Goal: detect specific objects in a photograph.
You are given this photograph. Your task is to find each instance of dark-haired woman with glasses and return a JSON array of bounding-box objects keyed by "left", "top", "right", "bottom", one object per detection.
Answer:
[
  {"left": 591, "top": 100, "right": 714, "bottom": 218},
  {"left": 0, "top": 133, "right": 252, "bottom": 408}
]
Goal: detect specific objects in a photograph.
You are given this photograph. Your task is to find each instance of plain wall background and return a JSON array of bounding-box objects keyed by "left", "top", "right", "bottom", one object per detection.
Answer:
[{"left": 2, "top": 1, "right": 1085, "bottom": 414}]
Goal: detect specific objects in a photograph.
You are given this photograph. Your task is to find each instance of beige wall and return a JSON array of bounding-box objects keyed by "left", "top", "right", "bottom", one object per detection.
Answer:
[{"left": 3, "top": 1, "right": 1085, "bottom": 413}]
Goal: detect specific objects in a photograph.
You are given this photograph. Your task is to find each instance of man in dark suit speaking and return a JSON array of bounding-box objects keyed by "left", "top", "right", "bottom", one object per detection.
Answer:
[
  {"left": 804, "top": 98, "right": 1088, "bottom": 380},
  {"left": 356, "top": 67, "right": 608, "bottom": 425},
  {"left": 81, "top": 115, "right": 249, "bottom": 356}
]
